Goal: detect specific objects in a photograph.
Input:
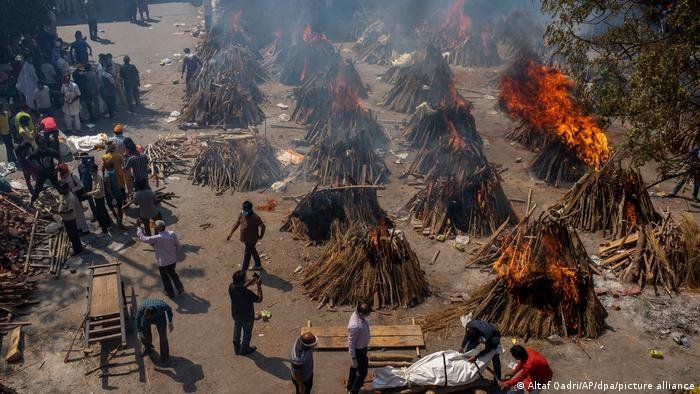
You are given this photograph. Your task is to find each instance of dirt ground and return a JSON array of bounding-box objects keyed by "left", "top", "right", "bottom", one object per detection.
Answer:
[{"left": 2, "top": 2, "right": 699, "bottom": 393}]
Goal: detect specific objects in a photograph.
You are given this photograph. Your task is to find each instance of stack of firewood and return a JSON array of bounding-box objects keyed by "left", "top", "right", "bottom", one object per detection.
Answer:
[
  {"left": 145, "top": 134, "right": 197, "bottom": 187},
  {"left": 280, "top": 186, "right": 391, "bottom": 244},
  {"left": 189, "top": 135, "right": 285, "bottom": 194},
  {"left": 292, "top": 60, "right": 368, "bottom": 125},
  {"left": 422, "top": 207, "right": 608, "bottom": 338},
  {"left": 443, "top": 26, "right": 501, "bottom": 67},
  {"left": 554, "top": 161, "right": 660, "bottom": 238},
  {"left": 278, "top": 26, "right": 341, "bottom": 86},
  {"left": 381, "top": 44, "right": 462, "bottom": 113},
  {"left": 182, "top": 43, "right": 267, "bottom": 128},
  {"left": 597, "top": 213, "right": 700, "bottom": 294},
  {"left": 301, "top": 222, "right": 429, "bottom": 309},
  {"left": 404, "top": 166, "right": 516, "bottom": 237}
]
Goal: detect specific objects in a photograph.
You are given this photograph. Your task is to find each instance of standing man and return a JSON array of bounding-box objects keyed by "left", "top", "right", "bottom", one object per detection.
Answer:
[
  {"left": 85, "top": 0, "right": 99, "bottom": 41},
  {"left": 135, "top": 298, "right": 173, "bottom": 364},
  {"left": 0, "top": 104, "right": 15, "bottom": 163},
  {"left": 57, "top": 163, "right": 90, "bottom": 235},
  {"left": 120, "top": 56, "right": 140, "bottom": 112},
  {"left": 29, "top": 137, "right": 61, "bottom": 202},
  {"left": 103, "top": 161, "right": 125, "bottom": 227},
  {"left": 226, "top": 201, "right": 266, "bottom": 271},
  {"left": 347, "top": 302, "right": 372, "bottom": 394},
  {"left": 228, "top": 270, "right": 263, "bottom": 356},
  {"left": 124, "top": 147, "right": 149, "bottom": 189},
  {"left": 60, "top": 75, "right": 81, "bottom": 133},
  {"left": 137, "top": 0, "right": 150, "bottom": 21},
  {"left": 500, "top": 345, "right": 553, "bottom": 394},
  {"left": 84, "top": 164, "right": 112, "bottom": 234},
  {"left": 460, "top": 319, "right": 502, "bottom": 381},
  {"left": 670, "top": 145, "right": 700, "bottom": 202},
  {"left": 54, "top": 184, "right": 83, "bottom": 255},
  {"left": 34, "top": 80, "right": 53, "bottom": 116},
  {"left": 102, "top": 141, "right": 126, "bottom": 194},
  {"left": 69, "top": 31, "right": 92, "bottom": 65},
  {"left": 291, "top": 332, "right": 317, "bottom": 394},
  {"left": 133, "top": 179, "right": 159, "bottom": 235},
  {"left": 181, "top": 48, "right": 200, "bottom": 90},
  {"left": 83, "top": 63, "right": 100, "bottom": 122},
  {"left": 136, "top": 219, "right": 184, "bottom": 298},
  {"left": 17, "top": 116, "right": 37, "bottom": 151},
  {"left": 109, "top": 123, "right": 126, "bottom": 154}
]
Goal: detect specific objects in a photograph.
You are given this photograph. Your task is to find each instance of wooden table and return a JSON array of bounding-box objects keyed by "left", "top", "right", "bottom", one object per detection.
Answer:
[{"left": 85, "top": 263, "right": 128, "bottom": 347}]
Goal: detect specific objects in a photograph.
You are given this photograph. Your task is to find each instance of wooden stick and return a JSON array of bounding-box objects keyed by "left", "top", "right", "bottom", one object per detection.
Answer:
[{"left": 23, "top": 211, "right": 40, "bottom": 273}]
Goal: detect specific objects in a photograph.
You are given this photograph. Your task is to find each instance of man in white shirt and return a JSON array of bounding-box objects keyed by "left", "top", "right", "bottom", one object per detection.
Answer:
[
  {"left": 60, "top": 75, "right": 81, "bottom": 132},
  {"left": 34, "top": 81, "right": 53, "bottom": 116}
]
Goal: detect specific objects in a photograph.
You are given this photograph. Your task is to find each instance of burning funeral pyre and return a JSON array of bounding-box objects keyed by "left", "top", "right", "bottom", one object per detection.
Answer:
[
  {"left": 182, "top": 25, "right": 268, "bottom": 128},
  {"left": 554, "top": 161, "right": 660, "bottom": 238},
  {"left": 189, "top": 135, "right": 285, "bottom": 194},
  {"left": 301, "top": 222, "right": 430, "bottom": 309},
  {"left": 597, "top": 213, "right": 700, "bottom": 294},
  {"left": 280, "top": 186, "right": 390, "bottom": 244},
  {"left": 401, "top": 75, "right": 516, "bottom": 237},
  {"left": 436, "top": 0, "right": 501, "bottom": 67},
  {"left": 299, "top": 78, "right": 389, "bottom": 186},
  {"left": 381, "top": 43, "right": 462, "bottom": 114},
  {"left": 499, "top": 55, "right": 609, "bottom": 186},
  {"left": 278, "top": 25, "right": 341, "bottom": 86},
  {"left": 422, "top": 208, "right": 608, "bottom": 338},
  {"left": 292, "top": 59, "right": 368, "bottom": 125},
  {"left": 352, "top": 19, "right": 419, "bottom": 66}
]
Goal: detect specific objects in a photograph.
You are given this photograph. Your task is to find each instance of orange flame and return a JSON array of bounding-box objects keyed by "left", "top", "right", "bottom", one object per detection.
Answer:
[
  {"left": 445, "top": 120, "right": 464, "bottom": 150},
  {"left": 499, "top": 60, "right": 609, "bottom": 166},
  {"left": 302, "top": 24, "right": 328, "bottom": 43},
  {"left": 442, "top": 0, "right": 471, "bottom": 43},
  {"left": 624, "top": 202, "right": 637, "bottom": 225},
  {"left": 330, "top": 84, "right": 367, "bottom": 115},
  {"left": 256, "top": 197, "right": 278, "bottom": 212}
]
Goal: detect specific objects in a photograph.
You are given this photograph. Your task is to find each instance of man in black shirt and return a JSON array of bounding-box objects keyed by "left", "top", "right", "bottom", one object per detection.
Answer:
[
  {"left": 460, "top": 319, "right": 502, "bottom": 381},
  {"left": 29, "top": 137, "right": 62, "bottom": 202},
  {"left": 121, "top": 56, "right": 140, "bottom": 111},
  {"left": 228, "top": 270, "right": 263, "bottom": 356}
]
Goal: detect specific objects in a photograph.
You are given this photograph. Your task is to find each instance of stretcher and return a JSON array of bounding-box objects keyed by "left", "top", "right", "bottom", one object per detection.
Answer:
[{"left": 85, "top": 263, "right": 129, "bottom": 347}]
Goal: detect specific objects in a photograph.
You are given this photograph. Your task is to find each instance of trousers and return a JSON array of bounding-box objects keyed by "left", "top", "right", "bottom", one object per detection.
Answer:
[
  {"left": 62, "top": 219, "right": 82, "bottom": 254},
  {"left": 140, "top": 322, "right": 169, "bottom": 361},
  {"left": 241, "top": 243, "right": 261, "bottom": 271},
  {"left": 158, "top": 263, "right": 183, "bottom": 297},
  {"left": 347, "top": 347, "right": 369, "bottom": 393},
  {"left": 292, "top": 375, "right": 313, "bottom": 394},
  {"left": 31, "top": 170, "right": 61, "bottom": 202},
  {"left": 93, "top": 196, "right": 112, "bottom": 232},
  {"left": 233, "top": 319, "right": 254, "bottom": 354},
  {"left": 64, "top": 113, "right": 80, "bottom": 132}
]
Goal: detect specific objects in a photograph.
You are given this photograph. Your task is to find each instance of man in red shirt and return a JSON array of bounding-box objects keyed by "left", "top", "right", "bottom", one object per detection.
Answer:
[{"left": 500, "top": 345, "right": 553, "bottom": 394}]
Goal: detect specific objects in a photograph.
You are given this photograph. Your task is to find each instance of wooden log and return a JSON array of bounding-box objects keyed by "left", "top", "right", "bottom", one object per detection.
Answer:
[{"left": 5, "top": 326, "right": 22, "bottom": 362}]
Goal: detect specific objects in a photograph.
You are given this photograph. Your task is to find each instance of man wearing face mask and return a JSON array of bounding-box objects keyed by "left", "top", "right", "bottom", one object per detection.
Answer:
[
  {"left": 290, "top": 332, "right": 317, "bottom": 394},
  {"left": 226, "top": 200, "right": 266, "bottom": 271},
  {"left": 347, "top": 302, "right": 372, "bottom": 394}
]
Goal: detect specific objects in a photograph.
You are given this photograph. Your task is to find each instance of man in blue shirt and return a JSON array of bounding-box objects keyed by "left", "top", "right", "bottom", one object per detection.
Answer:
[
  {"left": 70, "top": 31, "right": 92, "bottom": 65},
  {"left": 135, "top": 298, "right": 174, "bottom": 364}
]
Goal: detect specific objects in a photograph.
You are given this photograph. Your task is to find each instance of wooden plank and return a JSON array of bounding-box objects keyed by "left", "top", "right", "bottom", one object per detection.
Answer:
[
  {"left": 5, "top": 327, "right": 22, "bottom": 362},
  {"left": 301, "top": 325, "right": 422, "bottom": 337},
  {"left": 90, "top": 273, "right": 120, "bottom": 317},
  {"left": 598, "top": 233, "right": 639, "bottom": 254},
  {"left": 313, "top": 335, "right": 424, "bottom": 349},
  {"left": 88, "top": 332, "right": 122, "bottom": 344},
  {"left": 89, "top": 316, "right": 121, "bottom": 326}
]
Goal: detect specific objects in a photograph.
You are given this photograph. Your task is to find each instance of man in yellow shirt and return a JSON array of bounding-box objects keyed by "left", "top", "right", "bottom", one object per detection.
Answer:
[
  {"left": 14, "top": 105, "right": 35, "bottom": 132},
  {"left": 0, "top": 105, "right": 15, "bottom": 163},
  {"left": 102, "top": 141, "right": 126, "bottom": 194},
  {"left": 18, "top": 115, "right": 37, "bottom": 151}
]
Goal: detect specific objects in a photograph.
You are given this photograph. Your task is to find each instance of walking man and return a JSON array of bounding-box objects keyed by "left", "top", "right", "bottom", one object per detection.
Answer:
[
  {"left": 133, "top": 179, "right": 159, "bottom": 235},
  {"left": 135, "top": 298, "right": 173, "bottom": 364},
  {"left": 500, "top": 345, "right": 553, "bottom": 394},
  {"left": 124, "top": 146, "right": 150, "bottom": 189},
  {"left": 136, "top": 219, "right": 184, "bottom": 298},
  {"left": 226, "top": 201, "right": 266, "bottom": 271},
  {"left": 29, "top": 138, "right": 62, "bottom": 202},
  {"left": 228, "top": 270, "right": 263, "bottom": 356},
  {"left": 84, "top": 164, "right": 112, "bottom": 234},
  {"left": 347, "top": 302, "right": 372, "bottom": 394},
  {"left": 60, "top": 75, "right": 81, "bottom": 133},
  {"left": 57, "top": 163, "right": 90, "bottom": 234},
  {"left": 54, "top": 184, "right": 83, "bottom": 255},
  {"left": 120, "top": 56, "right": 140, "bottom": 111},
  {"left": 85, "top": 0, "right": 99, "bottom": 40},
  {"left": 460, "top": 319, "right": 502, "bottom": 381},
  {"left": 291, "top": 332, "right": 317, "bottom": 394},
  {"left": 181, "top": 48, "right": 200, "bottom": 90}
]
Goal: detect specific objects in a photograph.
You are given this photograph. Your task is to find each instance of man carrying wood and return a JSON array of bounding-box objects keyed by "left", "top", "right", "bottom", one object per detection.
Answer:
[
  {"left": 228, "top": 270, "right": 263, "bottom": 356},
  {"left": 500, "top": 345, "right": 553, "bottom": 394},
  {"left": 226, "top": 201, "right": 266, "bottom": 271},
  {"left": 347, "top": 302, "right": 371, "bottom": 394},
  {"left": 135, "top": 298, "right": 174, "bottom": 364},
  {"left": 136, "top": 219, "right": 184, "bottom": 298},
  {"left": 460, "top": 319, "right": 502, "bottom": 381},
  {"left": 290, "top": 332, "right": 317, "bottom": 394}
]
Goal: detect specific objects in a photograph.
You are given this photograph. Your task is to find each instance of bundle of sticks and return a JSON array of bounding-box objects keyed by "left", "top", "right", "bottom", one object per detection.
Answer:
[
  {"left": 404, "top": 165, "right": 517, "bottom": 237},
  {"left": 503, "top": 121, "right": 548, "bottom": 151},
  {"left": 554, "top": 161, "right": 660, "bottom": 238},
  {"left": 444, "top": 26, "right": 501, "bottom": 67},
  {"left": 279, "top": 27, "right": 340, "bottom": 86},
  {"left": 196, "top": 24, "right": 257, "bottom": 62},
  {"left": 301, "top": 222, "right": 429, "bottom": 309},
  {"left": 145, "top": 134, "right": 196, "bottom": 187},
  {"left": 280, "top": 185, "right": 391, "bottom": 243},
  {"left": 597, "top": 213, "right": 700, "bottom": 294},
  {"left": 0, "top": 271, "right": 37, "bottom": 323},
  {"left": 303, "top": 94, "right": 387, "bottom": 147},
  {"left": 423, "top": 208, "right": 608, "bottom": 338},
  {"left": 530, "top": 139, "right": 587, "bottom": 187},
  {"left": 351, "top": 20, "right": 394, "bottom": 65},
  {"left": 189, "top": 135, "right": 286, "bottom": 194},
  {"left": 292, "top": 60, "right": 368, "bottom": 125},
  {"left": 381, "top": 44, "right": 462, "bottom": 113},
  {"left": 262, "top": 31, "right": 292, "bottom": 65},
  {"left": 182, "top": 44, "right": 267, "bottom": 128}
]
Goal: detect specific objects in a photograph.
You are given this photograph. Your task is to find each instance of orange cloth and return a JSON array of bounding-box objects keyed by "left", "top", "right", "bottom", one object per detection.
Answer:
[{"left": 102, "top": 151, "right": 126, "bottom": 188}]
